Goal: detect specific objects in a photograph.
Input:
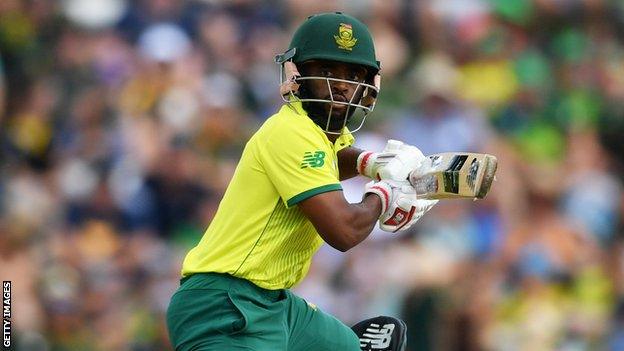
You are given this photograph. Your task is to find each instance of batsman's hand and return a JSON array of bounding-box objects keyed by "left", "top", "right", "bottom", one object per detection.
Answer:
[
  {"left": 357, "top": 140, "right": 429, "bottom": 181},
  {"left": 356, "top": 148, "right": 397, "bottom": 180},
  {"left": 364, "top": 180, "right": 438, "bottom": 233}
]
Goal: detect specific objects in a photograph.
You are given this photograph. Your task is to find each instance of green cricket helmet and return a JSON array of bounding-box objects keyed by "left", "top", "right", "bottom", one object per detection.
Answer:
[{"left": 275, "top": 12, "right": 381, "bottom": 134}]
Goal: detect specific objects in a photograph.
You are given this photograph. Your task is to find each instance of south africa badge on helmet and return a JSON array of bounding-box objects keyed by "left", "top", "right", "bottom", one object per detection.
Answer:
[{"left": 334, "top": 23, "right": 357, "bottom": 51}]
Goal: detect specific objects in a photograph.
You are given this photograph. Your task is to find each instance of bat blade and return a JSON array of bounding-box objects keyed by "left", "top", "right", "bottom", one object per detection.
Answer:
[{"left": 409, "top": 153, "right": 498, "bottom": 200}]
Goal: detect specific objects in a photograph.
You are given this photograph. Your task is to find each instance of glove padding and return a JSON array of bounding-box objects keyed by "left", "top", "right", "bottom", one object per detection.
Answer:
[
  {"left": 357, "top": 140, "right": 428, "bottom": 181},
  {"left": 378, "top": 140, "right": 428, "bottom": 181},
  {"left": 365, "top": 180, "right": 438, "bottom": 233},
  {"left": 357, "top": 150, "right": 396, "bottom": 180}
]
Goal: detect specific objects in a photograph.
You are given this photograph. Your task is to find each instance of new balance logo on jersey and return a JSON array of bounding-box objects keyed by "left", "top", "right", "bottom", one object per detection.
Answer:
[
  {"left": 300, "top": 151, "right": 326, "bottom": 168},
  {"left": 359, "top": 323, "right": 395, "bottom": 349}
]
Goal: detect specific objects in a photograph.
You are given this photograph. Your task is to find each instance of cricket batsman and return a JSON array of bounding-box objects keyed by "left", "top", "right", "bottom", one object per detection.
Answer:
[{"left": 166, "top": 12, "right": 438, "bottom": 351}]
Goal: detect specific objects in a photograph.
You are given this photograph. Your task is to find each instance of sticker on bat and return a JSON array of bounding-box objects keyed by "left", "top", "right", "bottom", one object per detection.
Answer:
[
  {"left": 466, "top": 158, "right": 479, "bottom": 191},
  {"left": 429, "top": 155, "right": 442, "bottom": 168},
  {"left": 443, "top": 155, "right": 468, "bottom": 194}
]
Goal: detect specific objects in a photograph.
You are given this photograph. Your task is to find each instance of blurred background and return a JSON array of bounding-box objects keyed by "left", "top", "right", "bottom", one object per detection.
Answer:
[{"left": 1, "top": 0, "right": 624, "bottom": 350}]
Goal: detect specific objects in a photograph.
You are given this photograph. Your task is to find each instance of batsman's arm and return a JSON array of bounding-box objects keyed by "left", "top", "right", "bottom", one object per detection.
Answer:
[
  {"left": 298, "top": 190, "right": 381, "bottom": 252},
  {"left": 337, "top": 146, "right": 365, "bottom": 181}
]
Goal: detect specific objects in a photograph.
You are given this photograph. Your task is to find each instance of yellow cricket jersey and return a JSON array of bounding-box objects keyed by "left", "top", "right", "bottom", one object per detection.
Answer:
[{"left": 181, "top": 101, "right": 354, "bottom": 289}]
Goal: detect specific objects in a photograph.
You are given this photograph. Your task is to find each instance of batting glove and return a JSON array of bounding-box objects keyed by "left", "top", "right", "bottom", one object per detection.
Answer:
[
  {"left": 357, "top": 140, "right": 429, "bottom": 181},
  {"left": 378, "top": 141, "right": 429, "bottom": 181},
  {"left": 364, "top": 180, "right": 438, "bottom": 233},
  {"left": 357, "top": 151, "right": 396, "bottom": 181}
]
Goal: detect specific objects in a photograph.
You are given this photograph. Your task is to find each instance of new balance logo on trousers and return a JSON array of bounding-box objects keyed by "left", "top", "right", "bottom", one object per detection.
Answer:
[
  {"left": 351, "top": 316, "right": 407, "bottom": 351},
  {"left": 359, "top": 323, "right": 395, "bottom": 349}
]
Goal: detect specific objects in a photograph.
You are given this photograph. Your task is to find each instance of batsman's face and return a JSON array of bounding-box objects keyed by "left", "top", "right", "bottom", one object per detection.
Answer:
[{"left": 299, "top": 60, "right": 368, "bottom": 128}]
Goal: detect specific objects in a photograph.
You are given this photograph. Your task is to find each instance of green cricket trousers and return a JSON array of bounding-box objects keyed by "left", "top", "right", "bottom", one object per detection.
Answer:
[{"left": 166, "top": 272, "right": 361, "bottom": 350}]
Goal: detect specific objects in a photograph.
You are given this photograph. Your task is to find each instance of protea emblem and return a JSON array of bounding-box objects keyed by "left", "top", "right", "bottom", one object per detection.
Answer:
[{"left": 334, "top": 23, "right": 357, "bottom": 51}]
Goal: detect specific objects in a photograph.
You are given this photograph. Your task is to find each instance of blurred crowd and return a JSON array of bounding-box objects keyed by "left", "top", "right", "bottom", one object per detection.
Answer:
[{"left": 1, "top": 0, "right": 624, "bottom": 350}]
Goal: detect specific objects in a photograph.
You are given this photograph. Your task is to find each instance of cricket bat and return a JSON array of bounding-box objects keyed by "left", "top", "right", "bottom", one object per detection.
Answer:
[{"left": 409, "top": 153, "right": 498, "bottom": 200}]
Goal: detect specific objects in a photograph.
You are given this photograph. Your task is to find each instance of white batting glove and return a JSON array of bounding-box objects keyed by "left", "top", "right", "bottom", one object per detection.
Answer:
[
  {"left": 378, "top": 141, "right": 429, "bottom": 181},
  {"left": 357, "top": 140, "right": 429, "bottom": 181},
  {"left": 356, "top": 150, "right": 397, "bottom": 180},
  {"left": 364, "top": 180, "right": 438, "bottom": 233}
]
